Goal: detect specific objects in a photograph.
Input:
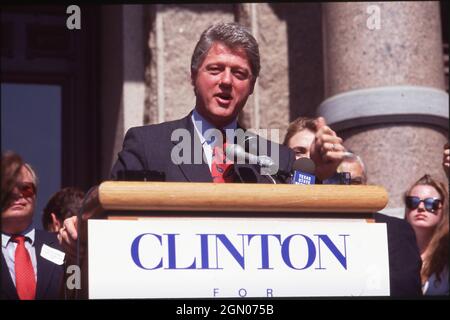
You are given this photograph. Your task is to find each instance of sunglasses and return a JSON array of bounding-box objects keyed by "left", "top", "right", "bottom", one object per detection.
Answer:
[
  {"left": 405, "top": 196, "right": 442, "bottom": 213},
  {"left": 15, "top": 182, "right": 36, "bottom": 198}
]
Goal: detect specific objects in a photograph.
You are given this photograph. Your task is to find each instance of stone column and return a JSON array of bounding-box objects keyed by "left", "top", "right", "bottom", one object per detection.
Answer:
[
  {"left": 319, "top": 2, "right": 448, "bottom": 215},
  {"left": 236, "top": 3, "right": 323, "bottom": 142},
  {"left": 100, "top": 5, "right": 146, "bottom": 179}
]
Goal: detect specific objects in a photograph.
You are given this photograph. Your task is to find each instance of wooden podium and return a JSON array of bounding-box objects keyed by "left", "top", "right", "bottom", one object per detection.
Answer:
[
  {"left": 84, "top": 181, "right": 388, "bottom": 217},
  {"left": 78, "top": 182, "right": 390, "bottom": 298}
]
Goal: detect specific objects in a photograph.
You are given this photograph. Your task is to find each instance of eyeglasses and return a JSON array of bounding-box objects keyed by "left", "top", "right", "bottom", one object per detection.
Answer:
[
  {"left": 349, "top": 176, "right": 364, "bottom": 185},
  {"left": 15, "top": 182, "right": 36, "bottom": 198},
  {"left": 405, "top": 196, "right": 442, "bottom": 213},
  {"left": 322, "top": 172, "right": 351, "bottom": 185}
]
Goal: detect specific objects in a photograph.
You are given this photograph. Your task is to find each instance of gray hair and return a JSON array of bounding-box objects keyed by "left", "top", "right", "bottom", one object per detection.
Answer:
[
  {"left": 23, "top": 163, "right": 39, "bottom": 186},
  {"left": 338, "top": 153, "right": 368, "bottom": 184},
  {"left": 190, "top": 22, "right": 260, "bottom": 79}
]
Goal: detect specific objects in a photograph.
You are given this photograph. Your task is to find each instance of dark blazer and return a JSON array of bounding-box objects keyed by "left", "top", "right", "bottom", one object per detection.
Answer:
[
  {"left": 1, "top": 230, "right": 65, "bottom": 300},
  {"left": 373, "top": 213, "right": 423, "bottom": 297},
  {"left": 110, "top": 113, "right": 295, "bottom": 183}
]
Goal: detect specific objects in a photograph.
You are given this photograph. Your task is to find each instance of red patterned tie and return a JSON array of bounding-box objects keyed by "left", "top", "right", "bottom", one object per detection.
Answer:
[
  {"left": 12, "top": 235, "right": 36, "bottom": 300},
  {"left": 211, "top": 131, "right": 234, "bottom": 183}
]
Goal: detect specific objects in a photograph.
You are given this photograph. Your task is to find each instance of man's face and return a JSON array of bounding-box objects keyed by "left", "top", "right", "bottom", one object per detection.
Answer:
[
  {"left": 192, "top": 42, "right": 255, "bottom": 128},
  {"left": 338, "top": 161, "right": 365, "bottom": 185},
  {"left": 287, "top": 129, "right": 315, "bottom": 160},
  {"left": 1, "top": 165, "right": 36, "bottom": 231}
]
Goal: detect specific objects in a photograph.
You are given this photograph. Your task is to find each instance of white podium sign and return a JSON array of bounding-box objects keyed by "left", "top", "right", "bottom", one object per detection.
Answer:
[{"left": 88, "top": 218, "right": 389, "bottom": 298}]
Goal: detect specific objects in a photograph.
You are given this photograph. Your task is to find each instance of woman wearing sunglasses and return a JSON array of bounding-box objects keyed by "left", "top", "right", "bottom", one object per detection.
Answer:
[{"left": 404, "top": 174, "right": 449, "bottom": 296}]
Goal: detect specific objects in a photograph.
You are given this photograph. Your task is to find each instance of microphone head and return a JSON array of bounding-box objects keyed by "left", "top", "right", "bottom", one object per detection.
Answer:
[
  {"left": 292, "top": 157, "right": 316, "bottom": 174},
  {"left": 291, "top": 157, "right": 316, "bottom": 185},
  {"left": 225, "top": 143, "right": 278, "bottom": 175},
  {"left": 225, "top": 144, "right": 244, "bottom": 162}
]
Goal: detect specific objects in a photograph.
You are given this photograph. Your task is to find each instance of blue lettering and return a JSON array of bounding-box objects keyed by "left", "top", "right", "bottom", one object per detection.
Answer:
[
  {"left": 281, "top": 234, "right": 316, "bottom": 270},
  {"left": 130, "top": 233, "right": 163, "bottom": 270},
  {"left": 197, "top": 234, "right": 221, "bottom": 269},
  {"left": 238, "top": 288, "right": 247, "bottom": 297},
  {"left": 247, "top": 234, "right": 282, "bottom": 269},
  {"left": 166, "top": 233, "right": 196, "bottom": 269},
  {"left": 315, "top": 234, "right": 349, "bottom": 269},
  {"left": 131, "top": 232, "right": 349, "bottom": 272},
  {"left": 215, "top": 234, "right": 245, "bottom": 269}
]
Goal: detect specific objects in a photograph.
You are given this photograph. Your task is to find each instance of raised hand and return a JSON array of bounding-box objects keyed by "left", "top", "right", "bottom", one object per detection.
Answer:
[{"left": 310, "top": 117, "right": 346, "bottom": 181}]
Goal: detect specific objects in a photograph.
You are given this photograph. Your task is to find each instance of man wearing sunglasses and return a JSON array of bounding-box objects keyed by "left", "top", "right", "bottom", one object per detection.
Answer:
[{"left": 1, "top": 152, "right": 65, "bottom": 300}]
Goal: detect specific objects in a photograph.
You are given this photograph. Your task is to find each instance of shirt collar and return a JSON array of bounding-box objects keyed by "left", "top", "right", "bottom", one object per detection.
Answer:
[
  {"left": 191, "top": 109, "right": 237, "bottom": 146},
  {"left": 1, "top": 225, "right": 35, "bottom": 248}
]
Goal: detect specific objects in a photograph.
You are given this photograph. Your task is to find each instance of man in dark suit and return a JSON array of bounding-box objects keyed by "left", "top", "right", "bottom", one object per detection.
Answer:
[
  {"left": 57, "top": 22, "right": 347, "bottom": 292},
  {"left": 1, "top": 154, "right": 64, "bottom": 300},
  {"left": 110, "top": 112, "right": 296, "bottom": 184},
  {"left": 109, "top": 23, "right": 343, "bottom": 184}
]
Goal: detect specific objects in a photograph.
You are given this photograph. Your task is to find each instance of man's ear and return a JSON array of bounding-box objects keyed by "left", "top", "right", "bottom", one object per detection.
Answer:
[
  {"left": 191, "top": 72, "right": 199, "bottom": 96},
  {"left": 191, "top": 72, "right": 197, "bottom": 87},
  {"left": 50, "top": 212, "right": 62, "bottom": 233},
  {"left": 249, "top": 77, "right": 256, "bottom": 95},
  {"left": 250, "top": 75, "right": 256, "bottom": 94}
]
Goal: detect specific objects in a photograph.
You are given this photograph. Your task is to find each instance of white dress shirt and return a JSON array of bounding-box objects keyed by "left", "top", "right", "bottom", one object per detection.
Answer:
[{"left": 191, "top": 109, "right": 237, "bottom": 171}]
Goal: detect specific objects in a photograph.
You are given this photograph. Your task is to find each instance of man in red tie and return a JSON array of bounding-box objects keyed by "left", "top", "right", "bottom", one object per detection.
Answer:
[
  {"left": 1, "top": 151, "right": 65, "bottom": 300},
  {"left": 58, "top": 22, "right": 347, "bottom": 264}
]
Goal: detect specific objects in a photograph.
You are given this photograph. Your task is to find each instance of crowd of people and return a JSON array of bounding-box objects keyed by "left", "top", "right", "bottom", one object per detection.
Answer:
[{"left": 1, "top": 22, "right": 448, "bottom": 299}]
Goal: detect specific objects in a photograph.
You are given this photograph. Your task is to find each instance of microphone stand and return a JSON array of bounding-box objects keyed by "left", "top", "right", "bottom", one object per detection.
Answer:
[{"left": 264, "top": 174, "right": 277, "bottom": 184}]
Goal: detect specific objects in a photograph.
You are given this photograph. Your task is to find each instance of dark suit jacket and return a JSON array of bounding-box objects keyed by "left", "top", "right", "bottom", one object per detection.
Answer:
[
  {"left": 110, "top": 113, "right": 295, "bottom": 183},
  {"left": 373, "top": 213, "right": 423, "bottom": 297},
  {"left": 1, "top": 230, "right": 65, "bottom": 300}
]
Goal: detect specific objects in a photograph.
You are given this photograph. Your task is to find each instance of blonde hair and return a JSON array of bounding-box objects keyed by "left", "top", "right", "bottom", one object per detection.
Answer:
[
  {"left": 422, "top": 198, "right": 449, "bottom": 285},
  {"left": 405, "top": 174, "right": 449, "bottom": 284}
]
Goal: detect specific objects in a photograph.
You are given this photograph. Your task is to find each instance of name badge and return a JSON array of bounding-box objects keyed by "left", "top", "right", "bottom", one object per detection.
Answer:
[{"left": 40, "top": 244, "right": 65, "bottom": 265}]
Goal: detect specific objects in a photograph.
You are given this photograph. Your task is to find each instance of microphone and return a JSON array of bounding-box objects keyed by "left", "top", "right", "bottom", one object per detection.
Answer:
[
  {"left": 291, "top": 158, "right": 316, "bottom": 185},
  {"left": 225, "top": 144, "right": 276, "bottom": 170},
  {"left": 225, "top": 143, "right": 278, "bottom": 183}
]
